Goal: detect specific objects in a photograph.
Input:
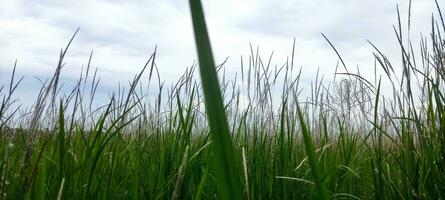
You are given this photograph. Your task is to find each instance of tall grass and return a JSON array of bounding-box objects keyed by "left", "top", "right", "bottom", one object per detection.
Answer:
[
  {"left": 189, "top": 0, "right": 242, "bottom": 199},
  {"left": 0, "top": 1, "right": 444, "bottom": 199}
]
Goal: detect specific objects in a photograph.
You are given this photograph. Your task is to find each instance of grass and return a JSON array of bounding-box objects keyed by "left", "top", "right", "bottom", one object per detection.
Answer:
[
  {"left": 1, "top": 0, "right": 445, "bottom": 199},
  {"left": 189, "top": 0, "right": 242, "bottom": 199}
]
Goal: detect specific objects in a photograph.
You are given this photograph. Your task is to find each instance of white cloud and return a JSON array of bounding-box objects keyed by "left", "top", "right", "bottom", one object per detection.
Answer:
[{"left": 0, "top": 0, "right": 441, "bottom": 104}]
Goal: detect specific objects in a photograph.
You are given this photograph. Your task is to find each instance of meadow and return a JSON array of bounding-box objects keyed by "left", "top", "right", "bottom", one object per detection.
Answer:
[{"left": 1, "top": 0, "right": 445, "bottom": 199}]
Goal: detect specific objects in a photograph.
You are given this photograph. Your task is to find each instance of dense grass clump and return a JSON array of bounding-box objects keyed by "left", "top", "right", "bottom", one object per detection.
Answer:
[{"left": 1, "top": 1, "right": 445, "bottom": 199}]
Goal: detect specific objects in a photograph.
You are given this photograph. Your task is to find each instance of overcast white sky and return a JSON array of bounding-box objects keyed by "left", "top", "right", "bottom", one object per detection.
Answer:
[{"left": 0, "top": 0, "right": 441, "bottom": 105}]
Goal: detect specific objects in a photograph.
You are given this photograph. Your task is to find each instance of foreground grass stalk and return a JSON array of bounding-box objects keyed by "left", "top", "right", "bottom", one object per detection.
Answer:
[
  {"left": 188, "top": 0, "right": 242, "bottom": 199},
  {"left": 297, "top": 104, "right": 329, "bottom": 200}
]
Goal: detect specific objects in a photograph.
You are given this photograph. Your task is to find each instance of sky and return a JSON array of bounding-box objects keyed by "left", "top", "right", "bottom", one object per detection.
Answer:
[{"left": 0, "top": 0, "right": 441, "bottom": 106}]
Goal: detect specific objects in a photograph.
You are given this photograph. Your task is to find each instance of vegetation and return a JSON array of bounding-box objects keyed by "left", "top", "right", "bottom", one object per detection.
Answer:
[{"left": 1, "top": 0, "right": 445, "bottom": 199}]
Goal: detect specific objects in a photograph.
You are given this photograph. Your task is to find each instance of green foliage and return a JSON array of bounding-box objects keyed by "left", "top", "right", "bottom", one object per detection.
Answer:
[{"left": 189, "top": 0, "right": 242, "bottom": 199}]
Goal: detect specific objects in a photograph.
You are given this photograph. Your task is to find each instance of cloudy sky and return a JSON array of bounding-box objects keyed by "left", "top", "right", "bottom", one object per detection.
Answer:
[{"left": 0, "top": 0, "right": 440, "bottom": 105}]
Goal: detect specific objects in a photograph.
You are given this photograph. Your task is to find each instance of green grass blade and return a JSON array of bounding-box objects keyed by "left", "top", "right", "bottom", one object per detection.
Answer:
[
  {"left": 58, "top": 101, "right": 66, "bottom": 181},
  {"left": 296, "top": 104, "right": 329, "bottom": 200},
  {"left": 188, "top": 0, "right": 242, "bottom": 199},
  {"left": 194, "top": 169, "right": 209, "bottom": 200}
]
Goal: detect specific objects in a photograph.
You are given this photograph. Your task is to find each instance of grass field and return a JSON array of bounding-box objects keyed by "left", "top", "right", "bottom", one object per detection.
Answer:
[{"left": 1, "top": 0, "right": 445, "bottom": 199}]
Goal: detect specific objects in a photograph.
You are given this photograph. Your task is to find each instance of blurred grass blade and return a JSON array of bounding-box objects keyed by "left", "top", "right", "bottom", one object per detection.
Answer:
[
  {"left": 188, "top": 0, "right": 242, "bottom": 199},
  {"left": 58, "top": 100, "right": 66, "bottom": 181},
  {"left": 296, "top": 104, "right": 329, "bottom": 200}
]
